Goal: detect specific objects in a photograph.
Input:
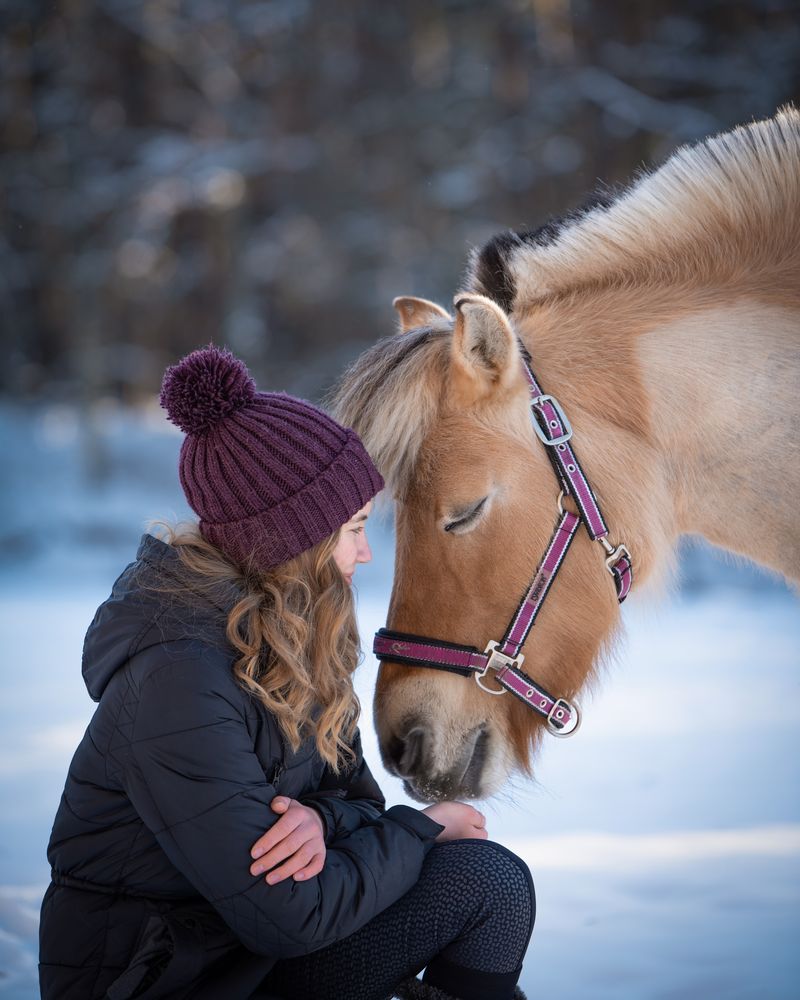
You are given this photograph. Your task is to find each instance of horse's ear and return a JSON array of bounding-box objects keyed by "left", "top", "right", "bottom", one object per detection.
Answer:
[
  {"left": 393, "top": 296, "right": 452, "bottom": 334},
  {"left": 450, "top": 293, "right": 520, "bottom": 403}
]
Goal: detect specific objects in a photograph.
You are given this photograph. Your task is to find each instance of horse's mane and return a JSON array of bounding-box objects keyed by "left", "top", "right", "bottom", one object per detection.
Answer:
[
  {"left": 332, "top": 107, "right": 800, "bottom": 496},
  {"left": 468, "top": 106, "right": 800, "bottom": 310}
]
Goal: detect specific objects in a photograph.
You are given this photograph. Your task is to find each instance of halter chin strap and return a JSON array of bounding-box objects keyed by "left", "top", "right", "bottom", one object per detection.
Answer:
[{"left": 373, "top": 350, "right": 633, "bottom": 737}]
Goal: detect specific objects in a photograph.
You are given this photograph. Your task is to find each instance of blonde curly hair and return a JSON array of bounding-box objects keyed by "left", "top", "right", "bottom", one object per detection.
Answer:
[{"left": 148, "top": 521, "right": 361, "bottom": 772}]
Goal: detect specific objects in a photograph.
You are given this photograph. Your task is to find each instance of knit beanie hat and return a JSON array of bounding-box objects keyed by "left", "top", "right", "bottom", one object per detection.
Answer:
[{"left": 159, "top": 345, "right": 384, "bottom": 571}]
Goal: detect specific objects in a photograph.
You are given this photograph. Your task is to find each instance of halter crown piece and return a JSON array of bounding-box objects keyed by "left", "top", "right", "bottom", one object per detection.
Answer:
[{"left": 373, "top": 345, "right": 633, "bottom": 738}]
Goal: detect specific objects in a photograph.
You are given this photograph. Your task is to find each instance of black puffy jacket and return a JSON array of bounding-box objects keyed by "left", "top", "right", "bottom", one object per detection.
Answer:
[{"left": 39, "top": 534, "right": 442, "bottom": 999}]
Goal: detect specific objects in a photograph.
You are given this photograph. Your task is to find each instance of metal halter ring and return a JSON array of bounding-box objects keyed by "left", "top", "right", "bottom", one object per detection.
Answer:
[
  {"left": 474, "top": 662, "right": 507, "bottom": 696},
  {"left": 597, "top": 536, "right": 631, "bottom": 574},
  {"left": 546, "top": 698, "right": 582, "bottom": 738},
  {"left": 475, "top": 641, "right": 522, "bottom": 696}
]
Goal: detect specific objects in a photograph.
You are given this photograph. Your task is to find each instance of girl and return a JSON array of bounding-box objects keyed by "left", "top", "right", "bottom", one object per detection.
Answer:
[{"left": 38, "top": 346, "right": 533, "bottom": 1000}]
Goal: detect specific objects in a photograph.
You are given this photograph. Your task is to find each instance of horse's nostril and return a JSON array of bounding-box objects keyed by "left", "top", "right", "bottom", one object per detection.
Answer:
[{"left": 396, "top": 726, "right": 427, "bottom": 778}]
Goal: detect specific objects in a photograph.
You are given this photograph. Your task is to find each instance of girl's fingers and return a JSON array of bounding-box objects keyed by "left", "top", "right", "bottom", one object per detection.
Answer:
[
  {"left": 264, "top": 845, "right": 315, "bottom": 885},
  {"left": 270, "top": 796, "right": 293, "bottom": 813},
  {"left": 293, "top": 852, "right": 325, "bottom": 882},
  {"left": 251, "top": 811, "right": 303, "bottom": 860},
  {"left": 251, "top": 830, "right": 308, "bottom": 875}
]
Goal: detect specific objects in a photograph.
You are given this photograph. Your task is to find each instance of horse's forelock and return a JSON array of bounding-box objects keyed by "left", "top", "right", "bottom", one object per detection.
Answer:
[{"left": 330, "top": 326, "right": 453, "bottom": 498}]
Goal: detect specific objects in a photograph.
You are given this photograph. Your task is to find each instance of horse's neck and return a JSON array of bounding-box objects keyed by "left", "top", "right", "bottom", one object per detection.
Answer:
[{"left": 637, "top": 298, "right": 800, "bottom": 582}]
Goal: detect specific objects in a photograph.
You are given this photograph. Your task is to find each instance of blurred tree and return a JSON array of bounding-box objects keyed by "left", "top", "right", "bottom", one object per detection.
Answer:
[{"left": 1, "top": 0, "right": 798, "bottom": 402}]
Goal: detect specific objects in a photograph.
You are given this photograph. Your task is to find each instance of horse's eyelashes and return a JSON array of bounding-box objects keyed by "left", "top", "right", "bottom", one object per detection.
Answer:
[{"left": 444, "top": 496, "right": 488, "bottom": 533}]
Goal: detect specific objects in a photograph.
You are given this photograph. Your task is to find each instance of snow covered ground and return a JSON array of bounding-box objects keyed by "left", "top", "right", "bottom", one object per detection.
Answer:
[{"left": 1, "top": 402, "right": 798, "bottom": 998}]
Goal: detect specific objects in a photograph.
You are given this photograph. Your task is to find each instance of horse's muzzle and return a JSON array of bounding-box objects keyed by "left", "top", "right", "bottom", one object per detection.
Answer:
[{"left": 381, "top": 722, "right": 490, "bottom": 802}]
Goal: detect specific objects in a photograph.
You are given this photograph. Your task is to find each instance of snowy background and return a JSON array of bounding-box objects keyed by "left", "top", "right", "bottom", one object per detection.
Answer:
[
  {"left": 4, "top": 4, "right": 799, "bottom": 996},
  {"left": 1, "top": 402, "right": 798, "bottom": 999}
]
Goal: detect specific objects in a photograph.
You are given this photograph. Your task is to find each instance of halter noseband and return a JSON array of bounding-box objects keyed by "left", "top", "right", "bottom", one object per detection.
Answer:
[{"left": 373, "top": 347, "right": 633, "bottom": 738}]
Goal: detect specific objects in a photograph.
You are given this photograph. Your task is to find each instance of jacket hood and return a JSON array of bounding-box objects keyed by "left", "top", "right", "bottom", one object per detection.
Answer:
[{"left": 82, "top": 533, "right": 240, "bottom": 701}]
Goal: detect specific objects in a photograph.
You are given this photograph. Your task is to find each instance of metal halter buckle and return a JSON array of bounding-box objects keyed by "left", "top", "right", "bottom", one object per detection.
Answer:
[
  {"left": 474, "top": 641, "right": 523, "bottom": 696},
  {"left": 546, "top": 698, "right": 582, "bottom": 738},
  {"left": 597, "top": 536, "right": 631, "bottom": 574},
  {"left": 530, "top": 394, "right": 573, "bottom": 446}
]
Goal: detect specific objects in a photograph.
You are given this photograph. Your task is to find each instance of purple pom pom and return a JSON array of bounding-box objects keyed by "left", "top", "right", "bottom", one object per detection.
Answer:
[{"left": 159, "top": 345, "right": 257, "bottom": 435}]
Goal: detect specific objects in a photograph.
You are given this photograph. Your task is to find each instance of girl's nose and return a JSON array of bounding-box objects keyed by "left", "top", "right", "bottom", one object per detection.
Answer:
[{"left": 358, "top": 533, "right": 372, "bottom": 564}]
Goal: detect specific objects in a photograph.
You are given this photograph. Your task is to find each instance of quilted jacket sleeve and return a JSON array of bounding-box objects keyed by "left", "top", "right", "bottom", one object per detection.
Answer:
[
  {"left": 122, "top": 647, "right": 443, "bottom": 959},
  {"left": 298, "top": 729, "right": 386, "bottom": 844}
]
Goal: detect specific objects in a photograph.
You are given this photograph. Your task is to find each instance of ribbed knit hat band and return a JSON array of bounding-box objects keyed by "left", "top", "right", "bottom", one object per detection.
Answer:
[{"left": 160, "top": 346, "right": 384, "bottom": 570}]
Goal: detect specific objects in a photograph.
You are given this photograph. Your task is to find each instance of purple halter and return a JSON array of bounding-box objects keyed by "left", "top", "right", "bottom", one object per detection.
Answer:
[{"left": 373, "top": 346, "right": 633, "bottom": 738}]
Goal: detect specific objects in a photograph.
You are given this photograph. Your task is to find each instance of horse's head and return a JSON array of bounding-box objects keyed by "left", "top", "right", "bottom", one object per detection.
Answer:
[
  {"left": 331, "top": 108, "right": 800, "bottom": 800},
  {"left": 334, "top": 293, "right": 624, "bottom": 801}
]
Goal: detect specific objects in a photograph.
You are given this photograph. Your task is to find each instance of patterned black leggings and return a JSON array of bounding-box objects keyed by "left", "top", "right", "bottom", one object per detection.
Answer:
[{"left": 259, "top": 839, "right": 534, "bottom": 1000}]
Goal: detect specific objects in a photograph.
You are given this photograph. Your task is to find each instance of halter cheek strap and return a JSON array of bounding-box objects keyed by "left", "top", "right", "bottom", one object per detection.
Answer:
[
  {"left": 525, "top": 357, "right": 633, "bottom": 600},
  {"left": 373, "top": 351, "right": 633, "bottom": 738}
]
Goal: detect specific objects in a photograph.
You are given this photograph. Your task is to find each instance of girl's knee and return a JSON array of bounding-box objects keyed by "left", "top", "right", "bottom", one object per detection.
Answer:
[
  {"left": 482, "top": 842, "right": 535, "bottom": 917},
  {"left": 426, "top": 839, "right": 536, "bottom": 968},
  {"left": 477, "top": 842, "right": 536, "bottom": 953},
  {"left": 428, "top": 839, "right": 535, "bottom": 918}
]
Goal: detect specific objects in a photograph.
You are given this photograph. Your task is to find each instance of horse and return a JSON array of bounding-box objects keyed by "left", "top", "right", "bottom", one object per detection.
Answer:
[{"left": 332, "top": 107, "right": 800, "bottom": 804}]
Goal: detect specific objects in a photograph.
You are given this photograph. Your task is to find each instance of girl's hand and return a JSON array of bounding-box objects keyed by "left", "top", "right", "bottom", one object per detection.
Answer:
[
  {"left": 249, "top": 797, "right": 326, "bottom": 884},
  {"left": 422, "top": 801, "right": 488, "bottom": 841}
]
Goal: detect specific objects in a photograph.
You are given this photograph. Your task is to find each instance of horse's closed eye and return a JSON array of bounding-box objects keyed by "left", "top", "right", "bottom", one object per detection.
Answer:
[{"left": 444, "top": 496, "right": 488, "bottom": 534}]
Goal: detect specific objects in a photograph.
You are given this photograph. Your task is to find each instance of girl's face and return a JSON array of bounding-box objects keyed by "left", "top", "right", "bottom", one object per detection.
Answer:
[{"left": 333, "top": 500, "right": 373, "bottom": 586}]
